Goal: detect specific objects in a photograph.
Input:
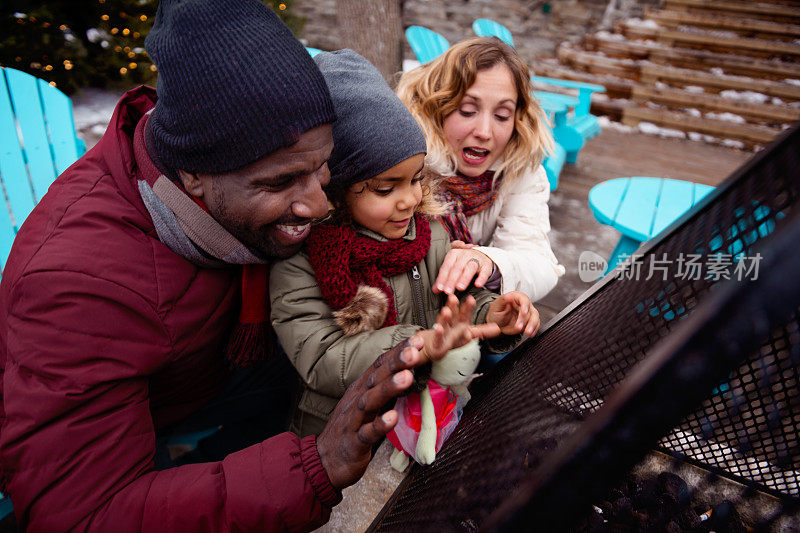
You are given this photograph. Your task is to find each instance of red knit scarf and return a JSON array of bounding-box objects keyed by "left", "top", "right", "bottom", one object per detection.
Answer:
[
  {"left": 437, "top": 170, "right": 501, "bottom": 243},
  {"left": 305, "top": 214, "right": 431, "bottom": 327}
]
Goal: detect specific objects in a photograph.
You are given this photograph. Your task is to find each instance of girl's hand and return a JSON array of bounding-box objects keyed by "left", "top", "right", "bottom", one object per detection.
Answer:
[
  {"left": 485, "top": 292, "right": 540, "bottom": 337},
  {"left": 414, "top": 294, "right": 501, "bottom": 362},
  {"left": 433, "top": 241, "right": 495, "bottom": 294}
]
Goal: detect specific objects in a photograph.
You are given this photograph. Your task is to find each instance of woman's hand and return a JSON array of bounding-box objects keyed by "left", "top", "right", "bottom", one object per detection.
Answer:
[
  {"left": 433, "top": 241, "right": 496, "bottom": 294},
  {"left": 485, "top": 291, "right": 540, "bottom": 337},
  {"left": 416, "top": 294, "right": 501, "bottom": 362}
]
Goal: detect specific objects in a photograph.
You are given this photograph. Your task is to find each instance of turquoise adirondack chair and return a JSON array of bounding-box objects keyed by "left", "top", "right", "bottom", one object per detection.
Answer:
[
  {"left": 405, "top": 26, "right": 449, "bottom": 64},
  {"left": 472, "top": 18, "right": 514, "bottom": 47},
  {"left": 0, "top": 67, "right": 85, "bottom": 273},
  {"left": 530, "top": 75, "right": 606, "bottom": 148},
  {"left": 305, "top": 47, "right": 323, "bottom": 58},
  {"left": 0, "top": 492, "right": 10, "bottom": 522}
]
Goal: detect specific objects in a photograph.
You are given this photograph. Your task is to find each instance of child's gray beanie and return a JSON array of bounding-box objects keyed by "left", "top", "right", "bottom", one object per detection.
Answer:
[{"left": 314, "top": 49, "right": 427, "bottom": 189}]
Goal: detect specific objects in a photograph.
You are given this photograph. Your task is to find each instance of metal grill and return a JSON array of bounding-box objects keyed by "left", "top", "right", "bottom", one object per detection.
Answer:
[{"left": 370, "top": 124, "right": 800, "bottom": 532}]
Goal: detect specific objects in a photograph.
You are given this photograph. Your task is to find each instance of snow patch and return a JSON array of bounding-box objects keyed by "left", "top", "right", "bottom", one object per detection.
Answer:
[
  {"left": 595, "top": 30, "right": 625, "bottom": 41},
  {"left": 706, "top": 112, "right": 746, "bottom": 124},
  {"left": 402, "top": 59, "right": 421, "bottom": 74},
  {"left": 684, "top": 86, "right": 705, "bottom": 93},
  {"left": 625, "top": 18, "right": 660, "bottom": 29},
  {"left": 719, "top": 90, "right": 769, "bottom": 103},
  {"left": 597, "top": 115, "right": 636, "bottom": 133},
  {"left": 721, "top": 139, "right": 746, "bottom": 149},
  {"left": 637, "top": 121, "right": 686, "bottom": 139}
]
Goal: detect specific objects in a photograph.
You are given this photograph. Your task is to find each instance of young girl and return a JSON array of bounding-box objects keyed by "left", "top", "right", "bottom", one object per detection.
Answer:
[
  {"left": 396, "top": 37, "right": 565, "bottom": 302},
  {"left": 269, "top": 49, "right": 538, "bottom": 438}
]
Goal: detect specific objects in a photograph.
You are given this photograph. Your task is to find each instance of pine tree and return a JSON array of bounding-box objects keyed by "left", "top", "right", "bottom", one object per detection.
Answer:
[{"left": 0, "top": 0, "right": 306, "bottom": 94}]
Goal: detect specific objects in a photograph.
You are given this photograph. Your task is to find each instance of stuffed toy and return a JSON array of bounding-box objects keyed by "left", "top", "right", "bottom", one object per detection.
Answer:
[
  {"left": 386, "top": 339, "right": 481, "bottom": 472},
  {"left": 332, "top": 283, "right": 481, "bottom": 471}
]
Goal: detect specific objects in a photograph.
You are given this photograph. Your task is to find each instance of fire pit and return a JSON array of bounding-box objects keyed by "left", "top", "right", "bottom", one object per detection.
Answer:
[{"left": 369, "top": 124, "right": 800, "bottom": 531}]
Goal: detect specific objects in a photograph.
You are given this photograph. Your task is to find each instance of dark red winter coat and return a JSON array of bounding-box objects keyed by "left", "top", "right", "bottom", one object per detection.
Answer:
[{"left": 0, "top": 87, "right": 339, "bottom": 531}]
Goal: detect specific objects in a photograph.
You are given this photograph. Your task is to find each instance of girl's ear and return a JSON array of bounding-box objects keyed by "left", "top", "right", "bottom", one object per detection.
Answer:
[{"left": 416, "top": 169, "right": 447, "bottom": 217}]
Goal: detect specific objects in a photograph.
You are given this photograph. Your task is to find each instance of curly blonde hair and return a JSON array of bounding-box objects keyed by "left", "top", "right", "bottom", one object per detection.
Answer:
[{"left": 396, "top": 37, "right": 554, "bottom": 185}]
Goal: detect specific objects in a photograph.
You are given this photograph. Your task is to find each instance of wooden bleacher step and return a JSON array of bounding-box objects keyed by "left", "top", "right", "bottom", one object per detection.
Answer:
[
  {"left": 533, "top": 59, "right": 634, "bottom": 100},
  {"left": 630, "top": 85, "right": 800, "bottom": 125},
  {"left": 621, "top": 106, "right": 783, "bottom": 146},
  {"left": 586, "top": 33, "right": 800, "bottom": 81},
  {"left": 645, "top": 9, "right": 800, "bottom": 40},
  {"left": 665, "top": 0, "right": 800, "bottom": 24},
  {"left": 639, "top": 63, "right": 800, "bottom": 101},
  {"left": 557, "top": 45, "right": 639, "bottom": 79},
  {"left": 617, "top": 20, "right": 800, "bottom": 59}
]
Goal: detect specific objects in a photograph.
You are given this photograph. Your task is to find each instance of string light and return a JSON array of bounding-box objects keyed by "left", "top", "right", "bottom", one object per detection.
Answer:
[
  {"left": 49, "top": 81, "right": 57, "bottom": 87},
  {"left": 150, "top": 65, "right": 157, "bottom": 72},
  {"left": 133, "top": 32, "right": 140, "bottom": 38},
  {"left": 122, "top": 28, "right": 130, "bottom": 36},
  {"left": 119, "top": 67, "right": 127, "bottom": 74},
  {"left": 127, "top": 52, "right": 135, "bottom": 58},
  {"left": 115, "top": 45, "right": 123, "bottom": 52},
  {"left": 123, "top": 46, "right": 130, "bottom": 52},
  {"left": 44, "top": 65, "right": 53, "bottom": 71},
  {"left": 279, "top": 3, "right": 286, "bottom": 9},
  {"left": 111, "top": 27, "right": 119, "bottom": 34},
  {"left": 101, "top": 14, "right": 109, "bottom": 21},
  {"left": 140, "top": 15, "right": 147, "bottom": 21},
  {"left": 128, "top": 62, "right": 137, "bottom": 69},
  {"left": 59, "top": 24, "right": 67, "bottom": 31}
]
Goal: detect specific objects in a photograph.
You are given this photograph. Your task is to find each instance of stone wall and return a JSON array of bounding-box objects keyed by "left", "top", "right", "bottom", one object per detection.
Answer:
[{"left": 292, "top": 0, "right": 659, "bottom": 68}]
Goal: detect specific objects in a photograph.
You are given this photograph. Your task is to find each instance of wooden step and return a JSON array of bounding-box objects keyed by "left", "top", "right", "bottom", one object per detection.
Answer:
[
  {"left": 665, "top": 0, "right": 800, "bottom": 23},
  {"left": 631, "top": 85, "right": 800, "bottom": 125},
  {"left": 557, "top": 45, "right": 640, "bottom": 79},
  {"left": 640, "top": 63, "right": 800, "bottom": 101},
  {"left": 618, "top": 21, "right": 800, "bottom": 59},
  {"left": 587, "top": 33, "right": 800, "bottom": 80},
  {"left": 532, "top": 60, "right": 634, "bottom": 100},
  {"left": 646, "top": 9, "right": 800, "bottom": 40},
  {"left": 621, "top": 106, "right": 784, "bottom": 146}
]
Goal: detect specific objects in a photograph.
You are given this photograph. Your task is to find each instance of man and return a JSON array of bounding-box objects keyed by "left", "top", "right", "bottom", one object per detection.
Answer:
[{"left": 0, "top": 0, "right": 430, "bottom": 530}]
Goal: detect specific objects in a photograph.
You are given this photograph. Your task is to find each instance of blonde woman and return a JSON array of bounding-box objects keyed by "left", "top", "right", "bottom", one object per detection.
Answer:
[{"left": 397, "top": 37, "right": 565, "bottom": 302}]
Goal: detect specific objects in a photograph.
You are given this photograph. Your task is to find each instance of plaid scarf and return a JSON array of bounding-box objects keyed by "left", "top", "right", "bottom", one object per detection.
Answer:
[
  {"left": 436, "top": 170, "right": 501, "bottom": 243},
  {"left": 134, "top": 114, "right": 273, "bottom": 367},
  {"left": 304, "top": 215, "right": 431, "bottom": 327}
]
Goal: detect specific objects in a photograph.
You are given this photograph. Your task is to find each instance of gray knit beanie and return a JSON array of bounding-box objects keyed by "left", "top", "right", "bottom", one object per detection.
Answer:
[
  {"left": 314, "top": 50, "right": 427, "bottom": 189},
  {"left": 144, "top": 0, "right": 335, "bottom": 175}
]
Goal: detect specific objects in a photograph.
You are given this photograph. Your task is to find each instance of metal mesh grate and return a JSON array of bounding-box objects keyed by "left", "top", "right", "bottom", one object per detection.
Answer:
[{"left": 370, "top": 124, "right": 800, "bottom": 532}]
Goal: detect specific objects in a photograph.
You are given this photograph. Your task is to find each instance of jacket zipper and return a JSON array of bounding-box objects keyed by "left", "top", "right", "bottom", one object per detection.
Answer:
[{"left": 409, "top": 265, "right": 428, "bottom": 329}]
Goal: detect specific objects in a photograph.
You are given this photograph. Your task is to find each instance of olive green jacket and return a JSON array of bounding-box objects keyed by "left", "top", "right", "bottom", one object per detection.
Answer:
[{"left": 269, "top": 219, "right": 522, "bottom": 435}]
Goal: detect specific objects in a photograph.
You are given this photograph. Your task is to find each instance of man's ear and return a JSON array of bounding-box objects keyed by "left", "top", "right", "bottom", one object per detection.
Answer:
[{"left": 178, "top": 169, "right": 205, "bottom": 199}]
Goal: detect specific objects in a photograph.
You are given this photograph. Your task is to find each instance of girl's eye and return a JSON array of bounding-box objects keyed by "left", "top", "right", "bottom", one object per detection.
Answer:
[
  {"left": 495, "top": 114, "right": 511, "bottom": 122},
  {"left": 411, "top": 175, "right": 424, "bottom": 184},
  {"left": 374, "top": 187, "right": 393, "bottom": 195}
]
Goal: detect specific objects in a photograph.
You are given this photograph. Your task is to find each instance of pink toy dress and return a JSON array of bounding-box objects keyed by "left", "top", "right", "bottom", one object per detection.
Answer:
[{"left": 386, "top": 379, "right": 468, "bottom": 463}]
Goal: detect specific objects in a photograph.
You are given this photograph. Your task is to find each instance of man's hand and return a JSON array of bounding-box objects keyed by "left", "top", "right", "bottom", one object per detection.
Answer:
[
  {"left": 485, "top": 291, "right": 540, "bottom": 337},
  {"left": 316, "top": 336, "right": 423, "bottom": 490}
]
